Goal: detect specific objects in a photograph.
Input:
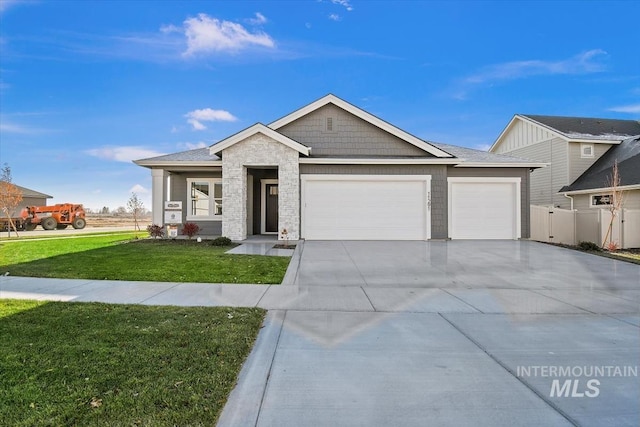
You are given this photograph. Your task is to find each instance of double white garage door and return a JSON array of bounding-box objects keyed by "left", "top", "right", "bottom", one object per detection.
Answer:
[{"left": 301, "top": 175, "right": 520, "bottom": 240}]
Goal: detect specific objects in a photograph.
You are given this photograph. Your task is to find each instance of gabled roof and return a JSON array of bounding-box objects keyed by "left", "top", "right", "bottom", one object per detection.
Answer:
[
  {"left": 16, "top": 185, "right": 53, "bottom": 199},
  {"left": 268, "top": 94, "right": 453, "bottom": 158},
  {"left": 210, "top": 123, "right": 310, "bottom": 156},
  {"left": 523, "top": 114, "right": 640, "bottom": 141},
  {"left": 134, "top": 147, "right": 220, "bottom": 167},
  {"left": 491, "top": 114, "right": 640, "bottom": 152},
  {"left": 561, "top": 135, "right": 640, "bottom": 193}
]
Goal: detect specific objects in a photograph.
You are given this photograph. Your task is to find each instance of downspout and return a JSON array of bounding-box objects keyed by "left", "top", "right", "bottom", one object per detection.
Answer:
[{"left": 563, "top": 193, "right": 574, "bottom": 210}]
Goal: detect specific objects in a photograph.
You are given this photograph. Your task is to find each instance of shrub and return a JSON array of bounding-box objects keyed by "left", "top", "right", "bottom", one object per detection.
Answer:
[
  {"left": 211, "top": 236, "right": 232, "bottom": 247},
  {"left": 181, "top": 222, "right": 200, "bottom": 239},
  {"left": 578, "top": 241, "right": 601, "bottom": 252},
  {"left": 147, "top": 224, "right": 164, "bottom": 239}
]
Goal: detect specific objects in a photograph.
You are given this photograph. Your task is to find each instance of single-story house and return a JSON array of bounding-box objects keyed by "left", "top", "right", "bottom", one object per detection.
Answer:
[
  {"left": 135, "top": 95, "right": 545, "bottom": 241},
  {"left": 7, "top": 185, "right": 53, "bottom": 217}
]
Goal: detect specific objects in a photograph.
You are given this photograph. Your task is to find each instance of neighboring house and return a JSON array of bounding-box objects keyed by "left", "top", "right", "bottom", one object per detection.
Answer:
[
  {"left": 490, "top": 114, "right": 640, "bottom": 209},
  {"left": 135, "top": 95, "right": 544, "bottom": 241},
  {"left": 560, "top": 135, "right": 640, "bottom": 210},
  {"left": 7, "top": 185, "right": 52, "bottom": 217}
]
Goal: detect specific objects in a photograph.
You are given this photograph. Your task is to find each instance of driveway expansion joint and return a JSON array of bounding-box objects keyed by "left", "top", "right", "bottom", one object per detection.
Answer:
[{"left": 438, "top": 313, "right": 580, "bottom": 427}]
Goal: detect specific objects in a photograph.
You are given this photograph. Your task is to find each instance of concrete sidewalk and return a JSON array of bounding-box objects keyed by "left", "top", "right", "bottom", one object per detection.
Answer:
[{"left": 1, "top": 240, "right": 639, "bottom": 426}]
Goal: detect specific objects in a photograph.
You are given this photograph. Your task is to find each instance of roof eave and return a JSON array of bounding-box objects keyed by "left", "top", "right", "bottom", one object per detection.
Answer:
[
  {"left": 133, "top": 160, "right": 223, "bottom": 168},
  {"left": 210, "top": 123, "right": 310, "bottom": 156},
  {"left": 453, "top": 162, "right": 548, "bottom": 168},
  {"left": 299, "top": 157, "right": 461, "bottom": 165},
  {"left": 561, "top": 184, "right": 640, "bottom": 195}
]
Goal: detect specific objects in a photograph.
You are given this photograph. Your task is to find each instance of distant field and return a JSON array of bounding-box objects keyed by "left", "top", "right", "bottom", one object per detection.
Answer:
[{"left": 85, "top": 214, "right": 152, "bottom": 228}]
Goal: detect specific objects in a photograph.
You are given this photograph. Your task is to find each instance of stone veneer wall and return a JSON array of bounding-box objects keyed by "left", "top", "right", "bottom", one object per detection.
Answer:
[{"left": 221, "top": 133, "right": 300, "bottom": 240}]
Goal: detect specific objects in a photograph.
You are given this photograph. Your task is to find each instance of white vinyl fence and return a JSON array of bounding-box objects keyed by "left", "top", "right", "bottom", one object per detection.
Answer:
[{"left": 530, "top": 205, "right": 640, "bottom": 249}]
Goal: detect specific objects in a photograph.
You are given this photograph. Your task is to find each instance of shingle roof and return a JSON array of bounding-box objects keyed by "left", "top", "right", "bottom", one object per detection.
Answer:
[
  {"left": 561, "top": 135, "right": 640, "bottom": 192},
  {"left": 522, "top": 114, "right": 640, "bottom": 141},
  {"left": 16, "top": 185, "right": 52, "bottom": 198},
  {"left": 136, "top": 147, "right": 219, "bottom": 163},
  {"left": 430, "top": 142, "right": 542, "bottom": 164}
]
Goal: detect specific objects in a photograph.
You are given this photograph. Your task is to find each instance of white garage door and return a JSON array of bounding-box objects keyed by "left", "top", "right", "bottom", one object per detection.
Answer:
[
  {"left": 302, "top": 175, "right": 431, "bottom": 240},
  {"left": 449, "top": 178, "right": 521, "bottom": 240}
]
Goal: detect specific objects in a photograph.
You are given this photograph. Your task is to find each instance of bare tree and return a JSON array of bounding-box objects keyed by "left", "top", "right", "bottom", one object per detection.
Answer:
[
  {"left": 127, "top": 192, "right": 144, "bottom": 231},
  {"left": 0, "top": 164, "right": 23, "bottom": 237},
  {"left": 602, "top": 160, "right": 624, "bottom": 250}
]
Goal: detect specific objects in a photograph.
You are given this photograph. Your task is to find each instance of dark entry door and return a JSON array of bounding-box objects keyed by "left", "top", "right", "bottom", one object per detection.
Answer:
[{"left": 265, "top": 184, "right": 278, "bottom": 233}]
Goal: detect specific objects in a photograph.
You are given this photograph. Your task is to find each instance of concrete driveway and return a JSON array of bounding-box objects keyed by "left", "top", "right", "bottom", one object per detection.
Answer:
[
  {"left": 2, "top": 240, "right": 638, "bottom": 426},
  {"left": 219, "top": 240, "right": 640, "bottom": 427}
]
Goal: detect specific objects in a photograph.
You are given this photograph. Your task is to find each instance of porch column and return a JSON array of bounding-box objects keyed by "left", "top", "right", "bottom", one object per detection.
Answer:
[{"left": 151, "top": 168, "right": 168, "bottom": 226}]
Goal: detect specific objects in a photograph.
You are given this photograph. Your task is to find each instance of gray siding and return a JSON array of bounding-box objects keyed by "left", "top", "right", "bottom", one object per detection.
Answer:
[
  {"left": 7, "top": 196, "right": 49, "bottom": 217},
  {"left": 169, "top": 171, "right": 222, "bottom": 236},
  {"left": 572, "top": 191, "right": 640, "bottom": 210},
  {"left": 447, "top": 167, "right": 531, "bottom": 238},
  {"left": 567, "top": 142, "right": 612, "bottom": 183},
  {"left": 299, "top": 164, "right": 448, "bottom": 239},
  {"left": 506, "top": 137, "right": 569, "bottom": 208},
  {"left": 279, "top": 104, "right": 430, "bottom": 157}
]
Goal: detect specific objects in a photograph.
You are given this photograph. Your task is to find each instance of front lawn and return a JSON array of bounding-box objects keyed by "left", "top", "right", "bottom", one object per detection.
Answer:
[
  {"left": 0, "top": 235, "right": 290, "bottom": 284},
  {"left": 0, "top": 300, "right": 265, "bottom": 426}
]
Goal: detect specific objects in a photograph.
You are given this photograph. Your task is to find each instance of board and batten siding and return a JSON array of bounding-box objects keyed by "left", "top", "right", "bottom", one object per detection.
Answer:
[
  {"left": 567, "top": 142, "right": 613, "bottom": 183},
  {"left": 493, "top": 119, "right": 556, "bottom": 154},
  {"left": 299, "top": 164, "right": 447, "bottom": 239},
  {"left": 447, "top": 167, "right": 530, "bottom": 239},
  {"left": 278, "top": 104, "right": 429, "bottom": 157},
  {"left": 505, "top": 137, "right": 569, "bottom": 208}
]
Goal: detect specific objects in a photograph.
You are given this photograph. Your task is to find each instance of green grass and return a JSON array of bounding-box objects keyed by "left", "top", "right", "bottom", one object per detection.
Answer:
[
  {"left": 0, "top": 300, "right": 265, "bottom": 426},
  {"left": 0, "top": 236, "right": 290, "bottom": 284}
]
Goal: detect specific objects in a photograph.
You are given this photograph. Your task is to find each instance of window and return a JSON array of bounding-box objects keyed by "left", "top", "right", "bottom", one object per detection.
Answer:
[
  {"left": 187, "top": 178, "right": 222, "bottom": 219},
  {"left": 581, "top": 143, "right": 594, "bottom": 158},
  {"left": 591, "top": 194, "right": 612, "bottom": 207}
]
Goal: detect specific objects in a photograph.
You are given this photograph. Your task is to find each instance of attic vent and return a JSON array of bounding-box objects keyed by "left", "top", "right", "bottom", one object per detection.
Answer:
[{"left": 325, "top": 116, "right": 335, "bottom": 132}]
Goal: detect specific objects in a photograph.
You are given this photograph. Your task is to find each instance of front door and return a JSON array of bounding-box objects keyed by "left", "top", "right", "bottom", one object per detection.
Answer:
[{"left": 264, "top": 183, "right": 278, "bottom": 233}]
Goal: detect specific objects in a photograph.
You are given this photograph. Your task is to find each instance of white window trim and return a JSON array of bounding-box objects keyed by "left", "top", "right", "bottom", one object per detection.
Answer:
[
  {"left": 581, "top": 143, "right": 594, "bottom": 158},
  {"left": 186, "top": 178, "right": 223, "bottom": 221},
  {"left": 590, "top": 193, "right": 613, "bottom": 208}
]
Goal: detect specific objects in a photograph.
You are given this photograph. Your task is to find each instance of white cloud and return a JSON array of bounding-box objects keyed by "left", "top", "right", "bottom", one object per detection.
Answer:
[
  {"left": 86, "top": 146, "right": 165, "bottom": 162},
  {"left": 331, "top": 0, "right": 353, "bottom": 11},
  {"left": 453, "top": 49, "right": 608, "bottom": 100},
  {"left": 248, "top": 12, "right": 267, "bottom": 25},
  {"left": 328, "top": 14, "right": 341, "bottom": 21},
  {"left": 182, "top": 13, "right": 275, "bottom": 56},
  {"left": 475, "top": 143, "right": 492, "bottom": 152},
  {"left": 185, "top": 108, "right": 238, "bottom": 130},
  {"left": 608, "top": 103, "right": 640, "bottom": 114},
  {"left": 465, "top": 50, "right": 608, "bottom": 85},
  {"left": 178, "top": 141, "right": 208, "bottom": 150},
  {"left": 129, "top": 184, "right": 149, "bottom": 194},
  {"left": 0, "top": 0, "right": 23, "bottom": 13}
]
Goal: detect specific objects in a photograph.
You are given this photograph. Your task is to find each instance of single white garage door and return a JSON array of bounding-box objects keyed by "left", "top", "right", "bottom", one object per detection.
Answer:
[
  {"left": 301, "top": 175, "right": 431, "bottom": 240},
  {"left": 448, "top": 177, "right": 521, "bottom": 240}
]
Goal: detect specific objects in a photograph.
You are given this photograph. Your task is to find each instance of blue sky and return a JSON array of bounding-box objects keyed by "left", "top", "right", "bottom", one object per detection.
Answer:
[{"left": 1, "top": 0, "right": 638, "bottom": 211}]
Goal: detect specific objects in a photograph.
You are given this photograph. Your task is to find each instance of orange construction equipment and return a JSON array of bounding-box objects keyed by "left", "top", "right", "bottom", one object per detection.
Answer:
[{"left": 20, "top": 203, "right": 87, "bottom": 230}]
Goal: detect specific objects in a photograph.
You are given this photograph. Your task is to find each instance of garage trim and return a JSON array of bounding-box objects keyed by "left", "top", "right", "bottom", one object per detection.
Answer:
[
  {"left": 301, "top": 174, "right": 432, "bottom": 240},
  {"left": 448, "top": 177, "right": 521, "bottom": 240}
]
